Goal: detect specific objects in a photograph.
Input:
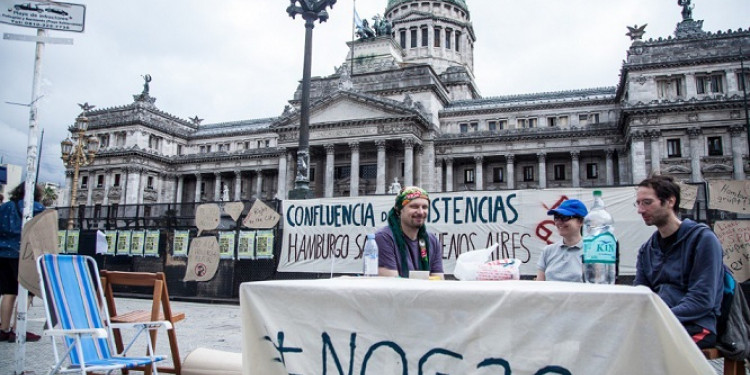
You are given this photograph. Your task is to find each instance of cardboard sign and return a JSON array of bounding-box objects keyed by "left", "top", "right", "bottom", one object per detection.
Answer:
[
  {"left": 224, "top": 201, "right": 245, "bottom": 221},
  {"left": 242, "top": 200, "right": 280, "bottom": 229},
  {"left": 184, "top": 236, "right": 220, "bottom": 282},
  {"left": 195, "top": 203, "right": 221, "bottom": 235},
  {"left": 714, "top": 220, "right": 750, "bottom": 283},
  {"left": 18, "top": 209, "right": 58, "bottom": 297},
  {"left": 678, "top": 182, "right": 698, "bottom": 210},
  {"left": 709, "top": 180, "right": 750, "bottom": 214}
]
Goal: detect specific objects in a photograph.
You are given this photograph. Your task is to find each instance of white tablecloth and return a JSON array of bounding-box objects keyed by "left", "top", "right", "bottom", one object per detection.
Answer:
[{"left": 240, "top": 278, "right": 713, "bottom": 375}]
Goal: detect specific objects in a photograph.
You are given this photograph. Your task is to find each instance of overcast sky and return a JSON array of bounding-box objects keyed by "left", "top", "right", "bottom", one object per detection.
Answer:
[{"left": 0, "top": 0, "right": 747, "bottom": 186}]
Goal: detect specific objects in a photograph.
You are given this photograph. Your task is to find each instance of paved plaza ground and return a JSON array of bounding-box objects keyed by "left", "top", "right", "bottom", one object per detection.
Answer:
[{"left": 0, "top": 295, "right": 742, "bottom": 374}]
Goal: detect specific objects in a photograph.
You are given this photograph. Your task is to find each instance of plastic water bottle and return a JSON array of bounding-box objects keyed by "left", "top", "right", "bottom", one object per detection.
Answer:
[
  {"left": 582, "top": 190, "right": 617, "bottom": 284},
  {"left": 363, "top": 234, "right": 379, "bottom": 276}
]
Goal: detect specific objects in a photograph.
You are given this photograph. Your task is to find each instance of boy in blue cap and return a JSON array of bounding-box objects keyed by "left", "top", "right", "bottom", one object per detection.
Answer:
[{"left": 536, "top": 199, "right": 588, "bottom": 282}]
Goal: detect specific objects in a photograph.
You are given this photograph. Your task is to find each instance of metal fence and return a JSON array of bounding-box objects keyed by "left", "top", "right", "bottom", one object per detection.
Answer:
[{"left": 55, "top": 199, "right": 328, "bottom": 300}]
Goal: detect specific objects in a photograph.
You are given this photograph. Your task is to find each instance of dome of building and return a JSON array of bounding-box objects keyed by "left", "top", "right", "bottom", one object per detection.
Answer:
[{"left": 386, "top": 0, "right": 468, "bottom": 13}]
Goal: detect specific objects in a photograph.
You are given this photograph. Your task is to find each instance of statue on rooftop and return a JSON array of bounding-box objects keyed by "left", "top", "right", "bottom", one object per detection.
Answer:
[
  {"left": 626, "top": 24, "right": 647, "bottom": 42},
  {"left": 677, "top": 0, "right": 693, "bottom": 21},
  {"left": 372, "top": 14, "right": 392, "bottom": 37},
  {"left": 142, "top": 74, "right": 152, "bottom": 94},
  {"left": 355, "top": 18, "right": 376, "bottom": 39}
]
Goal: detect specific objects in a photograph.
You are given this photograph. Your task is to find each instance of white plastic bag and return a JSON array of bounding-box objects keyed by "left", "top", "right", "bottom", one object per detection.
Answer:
[{"left": 453, "top": 244, "right": 497, "bottom": 281}]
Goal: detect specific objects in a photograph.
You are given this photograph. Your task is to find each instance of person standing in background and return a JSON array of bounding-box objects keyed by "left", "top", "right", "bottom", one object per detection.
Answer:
[{"left": 0, "top": 182, "right": 45, "bottom": 342}]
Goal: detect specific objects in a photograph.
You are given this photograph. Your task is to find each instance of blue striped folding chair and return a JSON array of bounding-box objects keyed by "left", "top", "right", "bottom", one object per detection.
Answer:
[{"left": 37, "top": 254, "right": 171, "bottom": 375}]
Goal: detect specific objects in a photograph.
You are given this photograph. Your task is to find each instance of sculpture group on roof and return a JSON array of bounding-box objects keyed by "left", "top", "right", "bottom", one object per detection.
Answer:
[{"left": 356, "top": 14, "right": 392, "bottom": 40}]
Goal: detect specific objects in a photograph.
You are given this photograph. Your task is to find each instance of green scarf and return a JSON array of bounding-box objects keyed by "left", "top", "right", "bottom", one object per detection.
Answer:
[{"left": 386, "top": 208, "right": 430, "bottom": 278}]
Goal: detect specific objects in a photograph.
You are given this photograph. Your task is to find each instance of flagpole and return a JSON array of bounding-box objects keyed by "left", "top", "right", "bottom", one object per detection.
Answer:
[{"left": 350, "top": 0, "right": 355, "bottom": 77}]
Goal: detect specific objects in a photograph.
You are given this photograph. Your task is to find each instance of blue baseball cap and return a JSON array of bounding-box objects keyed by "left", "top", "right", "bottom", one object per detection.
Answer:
[{"left": 547, "top": 199, "right": 588, "bottom": 218}]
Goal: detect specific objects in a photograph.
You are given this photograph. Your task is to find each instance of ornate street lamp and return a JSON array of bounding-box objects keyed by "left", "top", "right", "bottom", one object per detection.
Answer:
[
  {"left": 286, "top": 0, "right": 337, "bottom": 199},
  {"left": 60, "top": 103, "right": 99, "bottom": 229}
]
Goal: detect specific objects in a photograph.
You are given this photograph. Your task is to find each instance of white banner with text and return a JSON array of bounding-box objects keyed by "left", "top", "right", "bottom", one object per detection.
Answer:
[{"left": 279, "top": 187, "right": 652, "bottom": 275}]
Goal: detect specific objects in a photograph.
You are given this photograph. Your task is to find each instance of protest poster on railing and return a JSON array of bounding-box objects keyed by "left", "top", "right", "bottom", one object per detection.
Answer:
[
  {"left": 279, "top": 187, "right": 652, "bottom": 275},
  {"left": 713, "top": 220, "right": 750, "bottom": 283},
  {"left": 709, "top": 180, "right": 750, "bottom": 214}
]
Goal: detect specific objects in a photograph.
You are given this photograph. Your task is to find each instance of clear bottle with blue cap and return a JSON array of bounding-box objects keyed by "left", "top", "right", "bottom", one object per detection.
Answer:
[
  {"left": 363, "top": 233, "right": 379, "bottom": 276},
  {"left": 582, "top": 190, "right": 617, "bottom": 284}
]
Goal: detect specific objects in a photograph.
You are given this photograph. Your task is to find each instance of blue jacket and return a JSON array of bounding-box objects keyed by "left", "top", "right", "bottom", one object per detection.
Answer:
[
  {"left": 634, "top": 219, "right": 724, "bottom": 334},
  {"left": 0, "top": 199, "right": 46, "bottom": 258}
]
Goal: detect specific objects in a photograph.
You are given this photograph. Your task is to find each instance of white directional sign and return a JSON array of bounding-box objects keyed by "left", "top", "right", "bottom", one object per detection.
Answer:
[{"left": 0, "top": 0, "right": 85, "bottom": 32}]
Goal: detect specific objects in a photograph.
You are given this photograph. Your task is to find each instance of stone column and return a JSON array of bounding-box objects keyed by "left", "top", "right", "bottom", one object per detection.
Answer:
[
  {"left": 474, "top": 155, "right": 484, "bottom": 190},
  {"left": 630, "top": 131, "right": 647, "bottom": 184},
  {"left": 255, "top": 169, "right": 264, "bottom": 199},
  {"left": 156, "top": 174, "right": 164, "bottom": 204},
  {"left": 506, "top": 155, "right": 515, "bottom": 189},
  {"left": 730, "top": 125, "right": 746, "bottom": 180},
  {"left": 435, "top": 158, "right": 443, "bottom": 193},
  {"left": 424, "top": 137, "right": 435, "bottom": 192},
  {"left": 176, "top": 175, "right": 184, "bottom": 204},
  {"left": 137, "top": 172, "right": 146, "bottom": 205},
  {"left": 86, "top": 171, "right": 94, "bottom": 206},
  {"left": 194, "top": 173, "right": 202, "bottom": 203},
  {"left": 537, "top": 153, "right": 547, "bottom": 189},
  {"left": 277, "top": 149, "right": 288, "bottom": 200},
  {"left": 350, "top": 142, "right": 360, "bottom": 197},
  {"left": 445, "top": 157, "right": 454, "bottom": 192},
  {"left": 323, "top": 144, "right": 334, "bottom": 198},
  {"left": 234, "top": 170, "right": 242, "bottom": 201},
  {"left": 213, "top": 172, "right": 221, "bottom": 201},
  {"left": 617, "top": 148, "right": 628, "bottom": 185},
  {"left": 688, "top": 127, "right": 703, "bottom": 182},
  {"left": 685, "top": 72, "right": 697, "bottom": 98},
  {"left": 415, "top": 145, "right": 424, "bottom": 188},
  {"left": 376, "top": 140, "right": 386, "bottom": 194},
  {"left": 125, "top": 167, "right": 141, "bottom": 205},
  {"left": 649, "top": 130, "right": 661, "bottom": 175},
  {"left": 571, "top": 151, "right": 580, "bottom": 188},
  {"left": 403, "top": 139, "right": 415, "bottom": 187},
  {"left": 606, "top": 148, "right": 615, "bottom": 186},
  {"left": 103, "top": 169, "right": 111, "bottom": 205}
]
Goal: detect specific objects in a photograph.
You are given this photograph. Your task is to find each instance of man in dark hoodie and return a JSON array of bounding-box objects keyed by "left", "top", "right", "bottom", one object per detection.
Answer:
[{"left": 634, "top": 175, "right": 724, "bottom": 349}]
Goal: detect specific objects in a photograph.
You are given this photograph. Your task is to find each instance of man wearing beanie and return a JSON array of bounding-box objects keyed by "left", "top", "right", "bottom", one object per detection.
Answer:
[{"left": 375, "top": 186, "right": 444, "bottom": 278}]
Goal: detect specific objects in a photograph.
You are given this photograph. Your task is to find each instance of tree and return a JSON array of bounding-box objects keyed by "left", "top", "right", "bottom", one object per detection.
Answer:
[{"left": 42, "top": 186, "right": 58, "bottom": 207}]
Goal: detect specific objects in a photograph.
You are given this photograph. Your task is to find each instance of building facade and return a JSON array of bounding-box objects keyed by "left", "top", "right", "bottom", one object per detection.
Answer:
[{"left": 61, "top": 0, "right": 750, "bottom": 209}]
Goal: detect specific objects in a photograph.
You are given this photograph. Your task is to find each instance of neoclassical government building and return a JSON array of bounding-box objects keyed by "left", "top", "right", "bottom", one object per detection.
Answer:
[{"left": 65, "top": 0, "right": 750, "bottom": 208}]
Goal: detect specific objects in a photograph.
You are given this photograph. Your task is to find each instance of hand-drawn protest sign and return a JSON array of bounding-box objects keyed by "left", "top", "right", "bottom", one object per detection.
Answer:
[
  {"left": 709, "top": 180, "right": 750, "bottom": 214},
  {"left": 713, "top": 220, "right": 750, "bottom": 283},
  {"left": 224, "top": 201, "right": 244, "bottom": 221},
  {"left": 18, "top": 209, "right": 58, "bottom": 297},
  {"left": 184, "top": 236, "right": 220, "bottom": 282},
  {"left": 678, "top": 182, "right": 698, "bottom": 210},
  {"left": 242, "top": 199, "right": 280, "bottom": 229},
  {"left": 195, "top": 203, "right": 221, "bottom": 235}
]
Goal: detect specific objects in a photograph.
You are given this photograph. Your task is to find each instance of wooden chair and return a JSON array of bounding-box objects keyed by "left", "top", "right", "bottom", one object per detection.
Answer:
[
  {"left": 101, "top": 270, "right": 185, "bottom": 375},
  {"left": 702, "top": 348, "right": 746, "bottom": 375}
]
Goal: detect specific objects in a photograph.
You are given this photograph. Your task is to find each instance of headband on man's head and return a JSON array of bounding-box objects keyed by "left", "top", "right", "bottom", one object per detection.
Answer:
[{"left": 395, "top": 186, "right": 429, "bottom": 210}]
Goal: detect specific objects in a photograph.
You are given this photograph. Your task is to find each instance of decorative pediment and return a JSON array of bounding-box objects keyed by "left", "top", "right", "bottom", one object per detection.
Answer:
[
  {"left": 663, "top": 164, "right": 691, "bottom": 174},
  {"left": 702, "top": 163, "right": 732, "bottom": 173},
  {"left": 309, "top": 98, "right": 402, "bottom": 123},
  {"left": 274, "top": 90, "right": 427, "bottom": 128}
]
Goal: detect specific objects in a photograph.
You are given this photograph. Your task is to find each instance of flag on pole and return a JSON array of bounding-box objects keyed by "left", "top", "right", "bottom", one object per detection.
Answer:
[{"left": 354, "top": 7, "right": 363, "bottom": 30}]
